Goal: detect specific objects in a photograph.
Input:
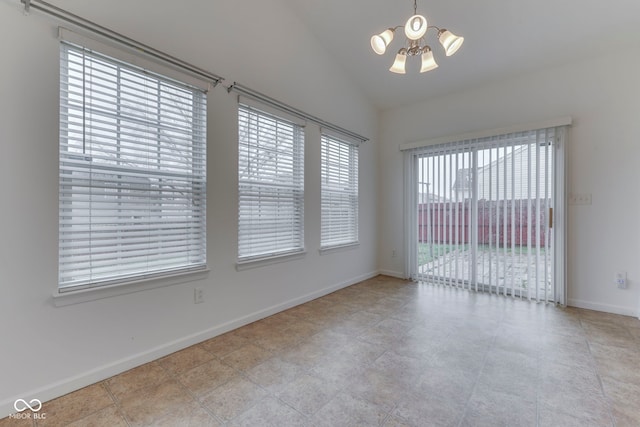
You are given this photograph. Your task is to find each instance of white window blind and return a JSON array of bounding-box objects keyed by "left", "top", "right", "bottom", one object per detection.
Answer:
[
  {"left": 238, "top": 104, "right": 304, "bottom": 261},
  {"left": 59, "top": 42, "right": 207, "bottom": 291},
  {"left": 405, "top": 126, "right": 564, "bottom": 302},
  {"left": 321, "top": 134, "right": 359, "bottom": 248}
]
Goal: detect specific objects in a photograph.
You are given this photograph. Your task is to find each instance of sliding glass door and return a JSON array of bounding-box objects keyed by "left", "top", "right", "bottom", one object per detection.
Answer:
[{"left": 405, "top": 126, "right": 566, "bottom": 303}]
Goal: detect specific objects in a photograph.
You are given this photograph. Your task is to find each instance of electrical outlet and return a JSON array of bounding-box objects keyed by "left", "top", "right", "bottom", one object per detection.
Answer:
[
  {"left": 615, "top": 272, "right": 627, "bottom": 289},
  {"left": 194, "top": 288, "right": 204, "bottom": 304},
  {"left": 392, "top": 249, "right": 397, "bottom": 258}
]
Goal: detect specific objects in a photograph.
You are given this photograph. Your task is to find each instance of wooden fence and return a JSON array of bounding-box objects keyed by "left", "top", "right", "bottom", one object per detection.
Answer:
[{"left": 418, "top": 199, "right": 550, "bottom": 247}]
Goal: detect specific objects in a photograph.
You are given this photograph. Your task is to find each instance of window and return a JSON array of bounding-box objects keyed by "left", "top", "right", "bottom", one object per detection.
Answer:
[
  {"left": 320, "top": 134, "right": 359, "bottom": 248},
  {"left": 238, "top": 104, "right": 305, "bottom": 262},
  {"left": 58, "top": 42, "right": 207, "bottom": 292}
]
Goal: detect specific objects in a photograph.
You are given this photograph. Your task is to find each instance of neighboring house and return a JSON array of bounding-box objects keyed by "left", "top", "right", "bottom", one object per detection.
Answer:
[{"left": 452, "top": 144, "right": 551, "bottom": 201}]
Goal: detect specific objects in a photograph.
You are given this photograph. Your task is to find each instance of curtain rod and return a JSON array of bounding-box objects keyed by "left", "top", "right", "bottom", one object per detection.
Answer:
[
  {"left": 227, "top": 83, "right": 369, "bottom": 143},
  {"left": 21, "top": 0, "right": 369, "bottom": 143},
  {"left": 21, "top": 0, "right": 223, "bottom": 87}
]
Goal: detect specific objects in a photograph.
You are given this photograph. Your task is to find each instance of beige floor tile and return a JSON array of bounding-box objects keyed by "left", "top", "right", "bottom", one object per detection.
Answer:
[
  {"left": 179, "top": 358, "right": 239, "bottom": 396},
  {"left": 150, "top": 400, "right": 222, "bottom": 427},
  {"left": 258, "top": 311, "right": 300, "bottom": 331},
  {"left": 282, "top": 319, "right": 326, "bottom": 340},
  {"left": 611, "top": 405, "right": 640, "bottom": 427},
  {"left": 36, "top": 383, "right": 114, "bottom": 427},
  {"left": 537, "top": 385, "right": 612, "bottom": 426},
  {"left": 330, "top": 311, "right": 384, "bottom": 336},
  {"left": 331, "top": 338, "right": 387, "bottom": 365},
  {"left": 382, "top": 415, "right": 415, "bottom": 427},
  {"left": 0, "top": 414, "right": 34, "bottom": 427},
  {"left": 234, "top": 319, "right": 278, "bottom": 341},
  {"left": 200, "top": 331, "right": 250, "bottom": 358},
  {"left": 310, "top": 391, "right": 389, "bottom": 427},
  {"left": 277, "top": 373, "right": 342, "bottom": 416},
  {"left": 601, "top": 376, "right": 640, "bottom": 424},
  {"left": 221, "top": 343, "right": 273, "bottom": 371},
  {"left": 158, "top": 344, "right": 216, "bottom": 376},
  {"left": 393, "top": 393, "right": 465, "bottom": 427},
  {"left": 280, "top": 339, "right": 332, "bottom": 370},
  {"left": 17, "top": 277, "right": 640, "bottom": 427},
  {"left": 538, "top": 402, "right": 614, "bottom": 427},
  {"left": 200, "top": 377, "right": 267, "bottom": 422},
  {"left": 254, "top": 329, "right": 302, "bottom": 352},
  {"left": 65, "top": 405, "right": 127, "bottom": 427},
  {"left": 348, "top": 367, "right": 409, "bottom": 412},
  {"left": 369, "top": 351, "right": 428, "bottom": 389},
  {"left": 538, "top": 359, "right": 602, "bottom": 394},
  {"left": 245, "top": 357, "right": 304, "bottom": 394},
  {"left": 228, "top": 396, "right": 307, "bottom": 427},
  {"left": 459, "top": 386, "right": 536, "bottom": 427},
  {"left": 413, "top": 361, "right": 479, "bottom": 403},
  {"left": 309, "top": 355, "right": 369, "bottom": 388},
  {"left": 119, "top": 379, "right": 194, "bottom": 426},
  {"left": 105, "top": 361, "right": 171, "bottom": 401}
]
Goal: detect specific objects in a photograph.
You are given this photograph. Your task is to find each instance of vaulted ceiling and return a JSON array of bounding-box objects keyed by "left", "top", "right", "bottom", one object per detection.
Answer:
[{"left": 282, "top": 0, "right": 640, "bottom": 110}]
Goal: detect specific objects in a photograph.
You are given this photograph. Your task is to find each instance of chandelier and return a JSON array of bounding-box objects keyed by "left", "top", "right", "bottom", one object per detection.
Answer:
[{"left": 370, "top": 0, "right": 464, "bottom": 74}]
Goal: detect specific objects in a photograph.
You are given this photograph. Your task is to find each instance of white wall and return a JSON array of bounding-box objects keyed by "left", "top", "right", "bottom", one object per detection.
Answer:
[
  {"left": 0, "top": 0, "right": 378, "bottom": 416},
  {"left": 378, "top": 48, "right": 640, "bottom": 317}
]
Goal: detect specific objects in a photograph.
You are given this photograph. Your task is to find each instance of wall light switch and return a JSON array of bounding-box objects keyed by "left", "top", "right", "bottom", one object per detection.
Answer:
[{"left": 568, "top": 193, "right": 592, "bottom": 205}]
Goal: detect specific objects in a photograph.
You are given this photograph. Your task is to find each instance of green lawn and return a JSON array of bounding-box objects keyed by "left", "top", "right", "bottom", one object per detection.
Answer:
[{"left": 418, "top": 243, "right": 546, "bottom": 265}]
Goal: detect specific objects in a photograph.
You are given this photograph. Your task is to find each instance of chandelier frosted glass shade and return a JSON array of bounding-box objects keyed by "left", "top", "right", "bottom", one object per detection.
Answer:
[
  {"left": 404, "top": 15, "right": 427, "bottom": 40},
  {"left": 370, "top": 29, "right": 395, "bottom": 55},
  {"left": 389, "top": 49, "right": 408, "bottom": 74},
  {"left": 420, "top": 47, "right": 438, "bottom": 73},
  {"left": 370, "top": 0, "right": 463, "bottom": 74},
  {"left": 438, "top": 29, "right": 464, "bottom": 56}
]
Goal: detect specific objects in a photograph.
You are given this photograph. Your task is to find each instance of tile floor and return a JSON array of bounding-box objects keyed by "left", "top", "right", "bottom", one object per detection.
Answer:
[{"left": 3, "top": 275, "right": 640, "bottom": 426}]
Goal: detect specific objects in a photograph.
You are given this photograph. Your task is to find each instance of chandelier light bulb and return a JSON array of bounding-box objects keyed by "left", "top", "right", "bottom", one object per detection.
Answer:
[
  {"left": 404, "top": 14, "right": 427, "bottom": 40},
  {"left": 389, "top": 49, "right": 407, "bottom": 74},
  {"left": 438, "top": 29, "right": 464, "bottom": 56},
  {"left": 370, "top": 28, "right": 395, "bottom": 55}
]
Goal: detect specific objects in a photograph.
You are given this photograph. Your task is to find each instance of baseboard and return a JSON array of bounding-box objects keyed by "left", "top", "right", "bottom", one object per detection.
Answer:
[
  {"left": 0, "top": 270, "right": 380, "bottom": 418},
  {"left": 378, "top": 269, "right": 406, "bottom": 279},
  {"left": 567, "top": 298, "right": 640, "bottom": 318}
]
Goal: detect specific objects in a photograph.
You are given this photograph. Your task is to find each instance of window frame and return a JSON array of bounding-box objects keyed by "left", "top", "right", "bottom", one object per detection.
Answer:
[
  {"left": 56, "top": 31, "right": 208, "bottom": 301},
  {"left": 320, "top": 133, "right": 360, "bottom": 251},
  {"left": 236, "top": 102, "right": 306, "bottom": 268}
]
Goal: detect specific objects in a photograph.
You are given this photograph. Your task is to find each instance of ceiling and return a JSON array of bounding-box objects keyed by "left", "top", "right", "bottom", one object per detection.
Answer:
[{"left": 281, "top": 0, "right": 640, "bottom": 110}]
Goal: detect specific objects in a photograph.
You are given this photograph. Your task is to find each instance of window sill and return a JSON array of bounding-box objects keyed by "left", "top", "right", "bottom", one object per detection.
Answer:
[
  {"left": 319, "top": 242, "right": 360, "bottom": 255},
  {"left": 52, "top": 268, "right": 210, "bottom": 307},
  {"left": 236, "top": 250, "right": 306, "bottom": 271}
]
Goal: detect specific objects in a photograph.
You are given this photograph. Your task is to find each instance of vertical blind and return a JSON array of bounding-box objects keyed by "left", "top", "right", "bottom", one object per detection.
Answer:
[
  {"left": 238, "top": 104, "right": 305, "bottom": 261},
  {"left": 59, "top": 42, "right": 207, "bottom": 291},
  {"left": 320, "top": 134, "right": 359, "bottom": 248},
  {"left": 406, "top": 126, "right": 563, "bottom": 302}
]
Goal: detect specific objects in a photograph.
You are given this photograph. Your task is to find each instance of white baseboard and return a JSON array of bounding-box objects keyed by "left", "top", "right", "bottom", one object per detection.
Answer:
[
  {"left": 0, "top": 270, "right": 380, "bottom": 418},
  {"left": 567, "top": 298, "right": 640, "bottom": 318},
  {"left": 378, "top": 269, "right": 405, "bottom": 279}
]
